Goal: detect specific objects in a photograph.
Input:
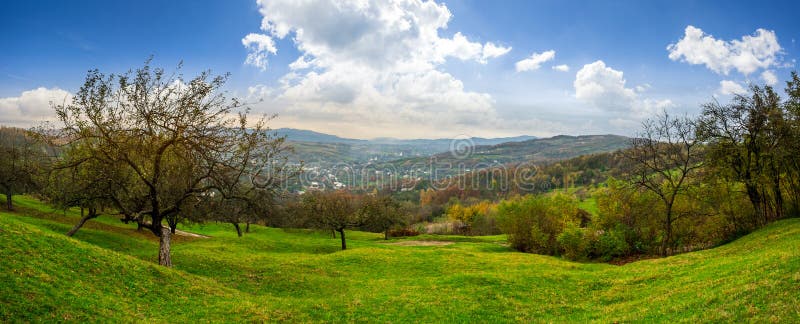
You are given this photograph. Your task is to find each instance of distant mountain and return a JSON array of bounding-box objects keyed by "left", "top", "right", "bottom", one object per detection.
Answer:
[
  {"left": 369, "top": 135, "right": 538, "bottom": 146},
  {"left": 275, "top": 128, "right": 539, "bottom": 164},
  {"left": 274, "top": 128, "right": 367, "bottom": 144},
  {"left": 275, "top": 128, "right": 535, "bottom": 146},
  {"left": 279, "top": 127, "right": 630, "bottom": 174},
  {"left": 386, "top": 134, "right": 631, "bottom": 173}
]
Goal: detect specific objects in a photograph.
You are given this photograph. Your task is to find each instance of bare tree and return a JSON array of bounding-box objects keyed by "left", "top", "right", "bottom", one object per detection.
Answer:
[
  {"left": 52, "top": 60, "right": 294, "bottom": 266},
  {"left": 624, "top": 112, "right": 703, "bottom": 256}
]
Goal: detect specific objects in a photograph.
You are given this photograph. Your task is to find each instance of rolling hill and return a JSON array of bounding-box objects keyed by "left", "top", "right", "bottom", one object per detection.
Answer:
[
  {"left": 1, "top": 195, "right": 798, "bottom": 322},
  {"left": 386, "top": 134, "right": 631, "bottom": 175},
  {"left": 275, "top": 128, "right": 538, "bottom": 164}
]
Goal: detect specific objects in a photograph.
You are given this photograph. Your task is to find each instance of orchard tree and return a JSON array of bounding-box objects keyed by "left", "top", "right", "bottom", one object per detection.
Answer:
[
  {"left": 0, "top": 127, "right": 49, "bottom": 211},
  {"left": 44, "top": 144, "right": 126, "bottom": 236},
  {"left": 302, "top": 191, "right": 362, "bottom": 250},
  {"left": 52, "top": 60, "right": 293, "bottom": 266},
  {"left": 624, "top": 112, "right": 703, "bottom": 256},
  {"left": 360, "top": 195, "right": 404, "bottom": 240},
  {"left": 186, "top": 126, "right": 297, "bottom": 237}
]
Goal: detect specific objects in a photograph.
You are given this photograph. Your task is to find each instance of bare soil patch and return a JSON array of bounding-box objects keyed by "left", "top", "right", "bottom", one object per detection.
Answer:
[{"left": 172, "top": 228, "right": 210, "bottom": 238}]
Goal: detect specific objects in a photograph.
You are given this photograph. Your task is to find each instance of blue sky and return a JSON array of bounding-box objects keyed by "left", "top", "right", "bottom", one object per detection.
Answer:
[{"left": 2, "top": 0, "right": 799, "bottom": 138}]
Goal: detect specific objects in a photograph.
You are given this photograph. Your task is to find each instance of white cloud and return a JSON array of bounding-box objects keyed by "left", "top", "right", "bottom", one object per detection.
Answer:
[
  {"left": 761, "top": 70, "right": 778, "bottom": 85},
  {"left": 480, "top": 42, "right": 512, "bottom": 63},
  {"left": 242, "top": 33, "right": 277, "bottom": 70},
  {"left": 515, "top": 50, "right": 556, "bottom": 72},
  {"left": 718, "top": 80, "right": 747, "bottom": 95},
  {"left": 552, "top": 64, "right": 569, "bottom": 72},
  {"left": 574, "top": 60, "right": 672, "bottom": 120},
  {"left": 635, "top": 83, "right": 651, "bottom": 93},
  {"left": 0, "top": 87, "right": 71, "bottom": 127},
  {"left": 243, "top": 0, "right": 530, "bottom": 138},
  {"left": 667, "top": 25, "right": 783, "bottom": 75}
]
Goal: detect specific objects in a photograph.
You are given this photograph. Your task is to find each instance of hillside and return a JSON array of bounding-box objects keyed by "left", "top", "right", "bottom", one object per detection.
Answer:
[
  {"left": 1, "top": 196, "right": 798, "bottom": 322},
  {"left": 277, "top": 128, "right": 537, "bottom": 164},
  {"left": 387, "top": 134, "right": 630, "bottom": 175}
]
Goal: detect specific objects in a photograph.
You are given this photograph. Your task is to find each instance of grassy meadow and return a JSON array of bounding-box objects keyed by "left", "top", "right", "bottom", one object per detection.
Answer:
[{"left": 1, "top": 195, "right": 799, "bottom": 322}]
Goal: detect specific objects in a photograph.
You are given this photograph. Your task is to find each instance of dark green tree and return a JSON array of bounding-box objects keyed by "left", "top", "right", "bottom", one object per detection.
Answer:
[{"left": 0, "top": 127, "right": 49, "bottom": 211}]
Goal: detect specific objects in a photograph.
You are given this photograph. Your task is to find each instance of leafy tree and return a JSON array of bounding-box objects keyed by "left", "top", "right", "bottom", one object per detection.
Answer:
[
  {"left": 301, "top": 191, "right": 362, "bottom": 250},
  {"left": 51, "top": 60, "right": 290, "bottom": 266},
  {"left": 0, "top": 127, "right": 49, "bottom": 211},
  {"left": 360, "top": 195, "right": 405, "bottom": 240},
  {"left": 624, "top": 112, "right": 703, "bottom": 256},
  {"left": 43, "top": 142, "right": 127, "bottom": 236},
  {"left": 698, "top": 85, "right": 788, "bottom": 225},
  {"left": 782, "top": 73, "right": 800, "bottom": 215}
]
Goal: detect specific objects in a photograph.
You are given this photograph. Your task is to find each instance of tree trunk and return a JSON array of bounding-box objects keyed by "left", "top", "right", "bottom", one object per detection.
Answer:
[
  {"left": 661, "top": 205, "right": 673, "bottom": 257},
  {"left": 384, "top": 229, "right": 389, "bottom": 240},
  {"left": 66, "top": 208, "right": 98, "bottom": 237},
  {"left": 5, "top": 193, "right": 12, "bottom": 211},
  {"left": 233, "top": 222, "right": 243, "bottom": 237},
  {"left": 245, "top": 222, "right": 250, "bottom": 233},
  {"left": 745, "top": 183, "right": 764, "bottom": 227},
  {"left": 338, "top": 229, "right": 346, "bottom": 250},
  {"left": 332, "top": 229, "right": 336, "bottom": 238},
  {"left": 772, "top": 163, "right": 784, "bottom": 221},
  {"left": 158, "top": 227, "right": 173, "bottom": 267}
]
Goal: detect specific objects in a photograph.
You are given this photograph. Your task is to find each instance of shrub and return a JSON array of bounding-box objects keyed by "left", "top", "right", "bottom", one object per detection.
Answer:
[
  {"left": 496, "top": 193, "right": 580, "bottom": 254},
  {"left": 592, "top": 227, "right": 630, "bottom": 261},
  {"left": 387, "top": 228, "right": 420, "bottom": 238},
  {"left": 557, "top": 223, "right": 590, "bottom": 260}
]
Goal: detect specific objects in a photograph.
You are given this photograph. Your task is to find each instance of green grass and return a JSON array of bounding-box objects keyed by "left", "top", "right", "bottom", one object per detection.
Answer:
[
  {"left": 1, "top": 195, "right": 799, "bottom": 322},
  {"left": 578, "top": 196, "right": 599, "bottom": 216}
]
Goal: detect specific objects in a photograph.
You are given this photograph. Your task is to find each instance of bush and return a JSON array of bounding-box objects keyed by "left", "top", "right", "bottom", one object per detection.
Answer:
[
  {"left": 592, "top": 227, "right": 630, "bottom": 261},
  {"left": 387, "top": 228, "right": 420, "bottom": 238},
  {"left": 496, "top": 193, "right": 580, "bottom": 254},
  {"left": 557, "top": 223, "right": 590, "bottom": 260}
]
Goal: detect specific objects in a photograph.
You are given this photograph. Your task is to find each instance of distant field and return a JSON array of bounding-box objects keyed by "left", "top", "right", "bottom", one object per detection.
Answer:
[{"left": 1, "top": 196, "right": 798, "bottom": 322}]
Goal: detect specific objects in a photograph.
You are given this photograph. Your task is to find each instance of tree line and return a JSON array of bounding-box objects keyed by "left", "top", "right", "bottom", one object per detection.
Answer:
[{"left": 421, "top": 74, "right": 800, "bottom": 259}]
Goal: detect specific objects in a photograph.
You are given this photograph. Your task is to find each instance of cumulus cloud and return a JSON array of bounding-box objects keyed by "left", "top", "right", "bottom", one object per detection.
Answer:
[
  {"left": 515, "top": 50, "right": 556, "bottom": 72},
  {"left": 552, "top": 64, "right": 569, "bottom": 72},
  {"left": 667, "top": 25, "right": 783, "bottom": 75},
  {"left": 242, "top": 0, "right": 529, "bottom": 138},
  {"left": 718, "top": 80, "right": 747, "bottom": 95},
  {"left": 0, "top": 87, "right": 71, "bottom": 127},
  {"left": 480, "top": 42, "right": 512, "bottom": 63},
  {"left": 761, "top": 70, "right": 778, "bottom": 85},
  {"left": 574, "top": 60, "right": 672, "bottom": 122},
  {"left": 242, "top": 33, "right": 277, "bottom": 70}
]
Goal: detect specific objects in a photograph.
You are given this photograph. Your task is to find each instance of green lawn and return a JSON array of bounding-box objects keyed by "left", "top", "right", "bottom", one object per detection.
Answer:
[{"left": 1, "top": 195, "right": 798, "bottom": 322}]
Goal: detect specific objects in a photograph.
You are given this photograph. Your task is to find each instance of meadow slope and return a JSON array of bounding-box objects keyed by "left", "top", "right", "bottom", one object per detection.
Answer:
[{"left": 1, "top": 196, "right": 798, "bottom": 322}]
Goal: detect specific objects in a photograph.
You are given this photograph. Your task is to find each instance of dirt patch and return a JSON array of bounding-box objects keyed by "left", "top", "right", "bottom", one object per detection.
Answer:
[
  {"left": 172, "top": 228, "right": 210, "bottom": 238},
  {"left": 387, "top": 240, "right": 454, "bottom": 246}
]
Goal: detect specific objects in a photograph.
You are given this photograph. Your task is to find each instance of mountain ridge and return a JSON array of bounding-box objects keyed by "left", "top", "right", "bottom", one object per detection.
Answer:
[{"left": 273, "top": 128, "right": 537, "bottom": 146}]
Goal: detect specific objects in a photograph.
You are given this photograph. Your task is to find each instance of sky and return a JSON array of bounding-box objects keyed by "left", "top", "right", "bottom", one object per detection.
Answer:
[{"left": 2, "top": 0, "right": 799, "bottom": 139}]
